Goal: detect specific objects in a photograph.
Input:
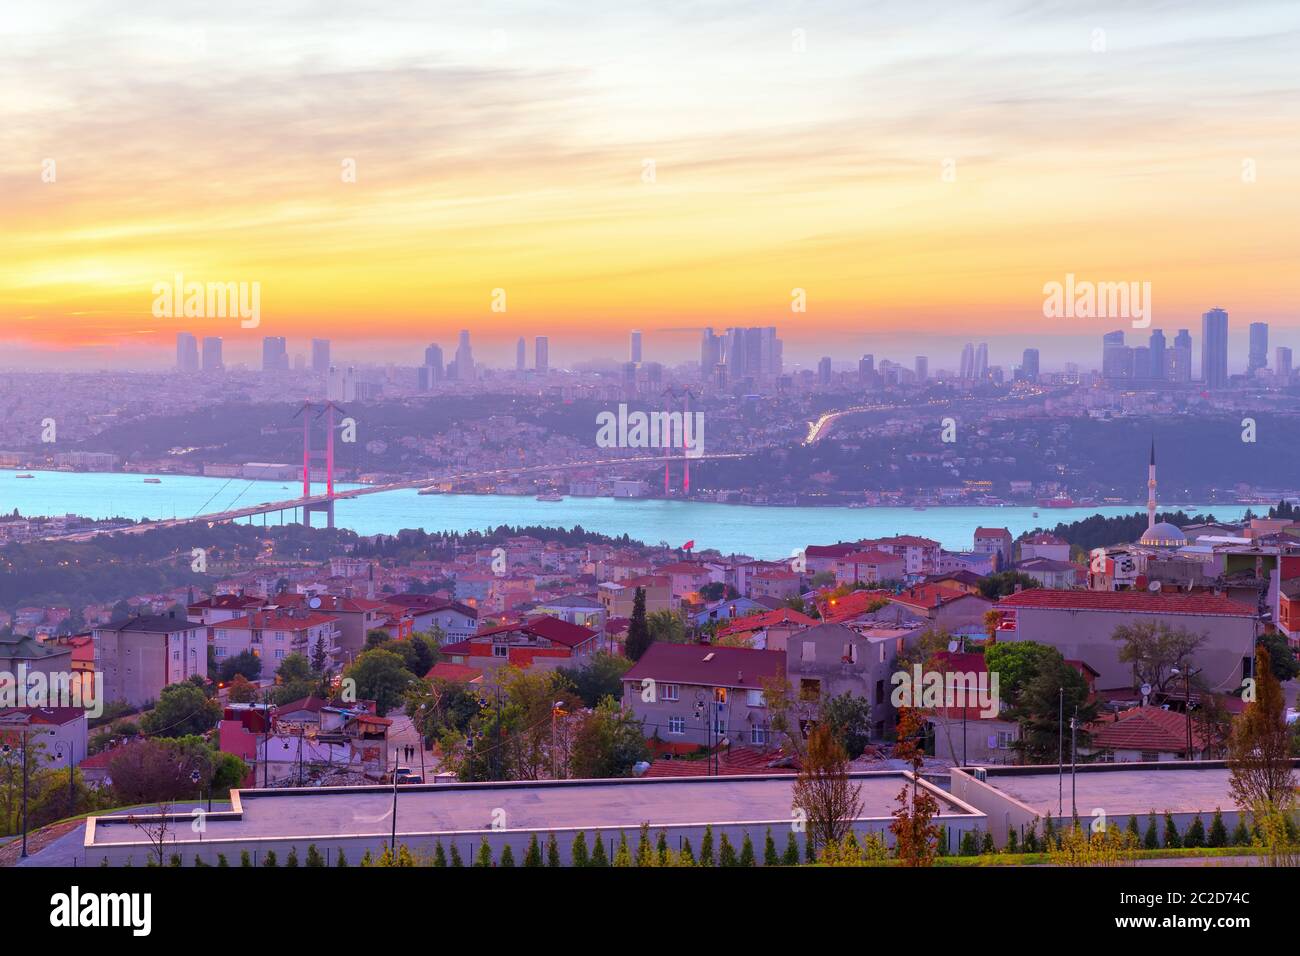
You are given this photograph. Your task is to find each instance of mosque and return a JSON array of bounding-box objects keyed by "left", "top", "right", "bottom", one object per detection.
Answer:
[{"left": 1137, "top": 440, "right": 1188, "bottom": 549}]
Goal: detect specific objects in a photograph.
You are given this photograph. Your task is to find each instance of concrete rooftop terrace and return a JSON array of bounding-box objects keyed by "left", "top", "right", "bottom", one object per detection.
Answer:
[
  {"left": 987, "top": 765, "right": 1243, "bottom": 817},
  {"left": 87, "top": 772, "right": 981, "bottom": 850}
]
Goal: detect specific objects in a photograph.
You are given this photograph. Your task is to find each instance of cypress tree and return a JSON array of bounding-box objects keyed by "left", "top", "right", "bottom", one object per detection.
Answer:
[
  {"left": 1143, "top": 814, "right": 1159, "bottom": 850},
  {"left": 739, "top": 833, "right": 756, "bottom": 866},
  {"left": 764, "top": 828, "right": 780, "bottom": 866},
  {"left": 264, "top": 850, "right": 278, "bottom": 867},
  {"left": 524, "top": 833, "right": 543, "bottom": 867},
  {"left": 718, "top": 833, "right": 737, "bottom": 867},
  {"left": 1184, "top": 815, "right": 1205, "bottom": 849},
  {"left": 499, "top": 845, "right": 516, "bottom": 867},
  {"left": 571, "top": 831, "right": 590, "bottom": 867},
  {"left": 306, "top": 844, "right": 325, "bottom": 867},
  {"left": 1230, "top": 818, "right": 1251, "bottom": 847},
  {"left": 474, "top": 838, "right": 493, "bottom": 867},
  {"left": 625, "top": 588, "right": 652, "bottom": 661},
  {"left": 699, "top": 826, "right": 715, "bottom": 866},
  {"left": 433, "top": 841, "right": 447, "bottom": 867},
  {"left": 680, "top": 837, "right": 695, "bottom": 866},
  {"left": 547, "top": 833, "right": 562, "bottom": 867},
  {"left": 1162, "top": 813, "right": 1181, "bottom": 849},
  {"left": 590, "top": 835, "right": 609, "bottom": 867},
  {"left": 1208, "top": 809, "right": 1227, "bottom": 848},
  {"left": 613, "top": 832, "right": 632, "bottom": 867},
  {"left": 783, "top": 832, "right": 800, "bottom": 866},
  {"left": 217, "top": 854, "right": 229, "bottom": 867},
  {"left": 336, "top": 849, "right": 349, "bottom": 867},
  {"left": 240, "top": 850, "right": 251, "bottom": 867},
  {"left": 635, "top": 823, "right": 654, "bottom": 866},
  {"left": 449, "top": 844, "right": 464, "bottom": 867},
  {"left": 285, "top": 847, "right": 299, "bottom": 867}
]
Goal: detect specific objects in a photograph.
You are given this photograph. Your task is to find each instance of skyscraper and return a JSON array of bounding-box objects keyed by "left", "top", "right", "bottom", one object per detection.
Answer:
[
  {"left": 817, "top": 356, "right": 832, "bottom": 385},
  {"left": 262, "top": 336, "right": 289, "bottom": 371},
  {"left": 1102, "top": 330, "right": 1132, "bottom": 382},
  {"left": 1248, "top": 322, "right": 1268, "bottom": 374},
  {"left": 311, "top": 338, "right": 331, "bottom": 374},
  {"left": 914, "top": 356, "right": 928, "bottom": 382},
  {"left": 974, "top": 343, "right": 989, "bottom": 381},
  {"left": 454, "top": 329, "right": 474, "bottom": 381},
  {"left": 1170, "top": 329, "right": 1192, "bottom": 383},
  {"left": 421, "top": 343, "right": 443, "bottom": 390},
  {"left": 1201, "top": 308, "right": 1229, "bottom": 388},
  {"left": 201, "top": 336, "right": 224, "bottom": 372},
  {"left": 1020, "top": 348, "right": 1040, "bottom": 382},
  {"left": 858, "top": 354, "right": 875, "bottom": 384},
  {"left": 700, "top": 328, "right": 721, "bottom": 383},
  {"left": 515, "top": 337, "right": 526, "bottom": 372},
  {"left": 959, "top": 343, "right": 974, "bottom": 380},
  {"left": 630, "top": 330, "right": 642, "bottom": 364},
  {"left": 176, "top": 332, "right": 198, "bottom": 372},
  {"left": 1147, "top": 329, "right": 1166, "bottom": 382},
  {"left": 1277, "top": 347, "right": 1293, "bottom": 384},
  {"left": 535, "top": 336, "right": 549, "bottom": 374}
]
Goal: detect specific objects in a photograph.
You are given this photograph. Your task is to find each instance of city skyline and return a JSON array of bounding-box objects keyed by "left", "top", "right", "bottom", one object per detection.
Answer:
[{"left": 4, "top": 2, "right": 1300, "bottom": 369}]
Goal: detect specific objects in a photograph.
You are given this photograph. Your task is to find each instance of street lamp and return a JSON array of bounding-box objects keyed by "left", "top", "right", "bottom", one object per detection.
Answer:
[{"left": 1170, "top": 665, "right": 1201, "bottom": 760}]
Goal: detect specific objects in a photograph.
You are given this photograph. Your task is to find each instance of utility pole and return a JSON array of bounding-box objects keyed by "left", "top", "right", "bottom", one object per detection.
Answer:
[{"left": 1057, "top": 686, "right": 1063, "bottom": 817}]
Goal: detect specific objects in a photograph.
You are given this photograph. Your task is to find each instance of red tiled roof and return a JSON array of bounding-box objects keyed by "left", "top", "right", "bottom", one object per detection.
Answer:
[
  {"left": 473, "top": 615, "right": 598, "bottom": 648},
  {"left": 425, "top": 662, "right": 484, "bottom": 683},
  {"left": 840, "top": 549, "right": 903, "bottom": 565},
  {"left": 717, "top": 607, "right": 818, "bottom": 637},
  {"left": 805, "top": 544, "right": 859, "bottom": 559},
  {"left": 0, "top": 707, "right": 87, "bottom": 726},
  {"left": 997, "top": 589, "right": 1256, "bottom": 617},
  {"left": 892, "top": 583, "right": 987, "bottom": 610},
  {"left": 220, "top": 610, "right": 339, "bottom": 631},
  {"left": 974, "top": 527, "right": 1012, "bottom": 538},
  {"left": 643, "top": 747, "right": 799, "bottom": 777},
  {"left": 817, "top": 589, "right": 893, "bottom": 624},
  {"left": 623, "top": 643, "right": 784, "bottom": 690},
  {"left": 1087, "top": 705, "right": 1210, "bottom": 754}
]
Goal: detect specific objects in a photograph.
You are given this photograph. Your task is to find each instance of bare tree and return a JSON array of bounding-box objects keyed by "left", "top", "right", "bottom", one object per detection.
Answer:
[
  {"left": 792, "top": 723, "right": 864, "bottom": 856},
  {"left": 1111, "top": 621, "right": 1206, "bottom": 694}
]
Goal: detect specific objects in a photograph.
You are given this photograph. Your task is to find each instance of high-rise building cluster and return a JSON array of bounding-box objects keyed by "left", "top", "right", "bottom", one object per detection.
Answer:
[
  {"left": 1097, "top": 309, "right": 1279, "bottom": 388},
  {"left": 700, "top": 326, "right": 782, "bottom": 387}
]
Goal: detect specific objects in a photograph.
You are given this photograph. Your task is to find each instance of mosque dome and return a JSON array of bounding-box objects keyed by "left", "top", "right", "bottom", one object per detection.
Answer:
[{"left": 1140, "top": 522, "right": 1187, "bottom": 548}]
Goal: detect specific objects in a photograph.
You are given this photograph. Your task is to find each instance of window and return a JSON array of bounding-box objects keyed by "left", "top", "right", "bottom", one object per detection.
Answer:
[
  {"left": 661, "top": 684, "right": 680, "bottom": 701},
  {"left": 668, "top": 716, "right": 685, "bottom": 735},
  {"left": 214, "top": 647, "right": 227, "bottom": 658},
  {"left": 801, "top": 641, "right": 816, "bottom": 662},
  {"left": 493, "top": 644, "right": 509, "bottom": 658},
  {"left": 750, "top": 726, "right": 768, "bottom": 745},
  {"left": 1140, "top": 751, "right": 1160, "bottom": 762},
  {"left": 216, "top": 630, "right": 226, "bottom": 641},
  {"left": 996, "top": 731, "right": 1014, "bottom": 749},
  {"left": 172, "top": 650, "right": 180, "bottom": 661},
  {"left": 841, "top": 642, "right": 858, "bottom": 664},
  {"left": 746, "top": 689, "right": 764, "bottom": 707},
  {"left": 274, "top": 649, "right": 285, "bottom": 660}
]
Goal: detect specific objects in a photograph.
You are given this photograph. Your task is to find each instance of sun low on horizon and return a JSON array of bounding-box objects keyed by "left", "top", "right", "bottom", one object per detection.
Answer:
[{"left": 3, "top": 0, "right": 1300, "bottom": 368}]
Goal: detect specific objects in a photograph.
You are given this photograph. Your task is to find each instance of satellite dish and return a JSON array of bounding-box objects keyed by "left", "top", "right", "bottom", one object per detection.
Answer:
[
  {"left": 309, "top": 597, "right": 322, "bottom": 609},
  {"left": 1140, "top": 683, "right": 1152, "bottom": 697},
  {"left": 1148, "top": 580, "right": 1161, "bottom": 592}
]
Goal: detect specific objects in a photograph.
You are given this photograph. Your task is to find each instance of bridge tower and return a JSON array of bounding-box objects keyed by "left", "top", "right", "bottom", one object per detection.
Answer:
[{"left": 296, "top": 401, "right": 343, "bottom": 528}]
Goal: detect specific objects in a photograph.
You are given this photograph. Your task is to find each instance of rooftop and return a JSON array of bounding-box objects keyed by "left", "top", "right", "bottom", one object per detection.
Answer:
[{"left": 997, "top": 589, "right": 1255, "bottom": 617}]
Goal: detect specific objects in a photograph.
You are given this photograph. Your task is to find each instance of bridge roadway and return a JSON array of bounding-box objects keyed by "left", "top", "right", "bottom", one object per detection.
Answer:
[{"left": 53, "top": 452, "right": 746, "bottom": 541}]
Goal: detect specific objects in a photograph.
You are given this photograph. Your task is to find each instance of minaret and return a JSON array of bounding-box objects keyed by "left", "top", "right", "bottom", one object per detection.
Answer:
[{"left": 1147, "top": 440, "right": 1157, "bottom": 531}]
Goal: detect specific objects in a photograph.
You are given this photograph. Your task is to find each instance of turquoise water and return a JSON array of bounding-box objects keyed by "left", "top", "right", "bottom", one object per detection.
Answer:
[{"left": 0, "top": 469, "right": 1247, "bottom": 560}]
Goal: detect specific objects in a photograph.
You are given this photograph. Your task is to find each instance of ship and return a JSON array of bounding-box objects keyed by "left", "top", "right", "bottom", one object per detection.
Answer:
[
  {"left": 143, "top": 477, "right": 162, "bottom": 484},
  {"left": 1036, "top": 494, "right": 1076, "bottom": 508},
  {"left": 15, "top": 473, "right": 33, "bottom": 479},
  {"left": 536, "top": 492, "right": 564, "bottom": 502}
]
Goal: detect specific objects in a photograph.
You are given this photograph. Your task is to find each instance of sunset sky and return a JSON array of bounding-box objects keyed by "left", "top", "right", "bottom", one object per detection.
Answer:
[{"left": 3, "top": 0, "right": 1299, "bottom": 370}]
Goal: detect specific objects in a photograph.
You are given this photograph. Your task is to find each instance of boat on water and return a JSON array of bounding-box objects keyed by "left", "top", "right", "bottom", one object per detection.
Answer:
[
  {"left": 536, "top": 492, "right": 564, "bottom": 502},
  {"left": 143, "top": 477, "right": 162, "bottom": 484},
  {"left": 15, "top": 473, "right": 34, "bottom": 479}
]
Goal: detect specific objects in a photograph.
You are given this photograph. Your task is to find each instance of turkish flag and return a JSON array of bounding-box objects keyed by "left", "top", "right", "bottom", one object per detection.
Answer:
[{"left": 682, "top": 540, "right": 695, "bottom": 550}]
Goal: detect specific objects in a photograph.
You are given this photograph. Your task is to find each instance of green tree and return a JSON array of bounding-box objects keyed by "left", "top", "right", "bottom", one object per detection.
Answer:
[
  {"left": 764, "top": 828, "right": 779, "bottom": 866},
  {"left": 739, "top": 833, "right": 756, "bottom": 866},
  {"left": 718, "top": 833, "right": 737, "bottom": 867},
  {"left": 569, "top": 698, "right": 650, "bottom": 778},
  {"left": 218, "top": 650, "right": 262, "bottom": 683},
  {"left": 474, "top": 838, "right": 493, "bottom": 867},
  {"left": 983, "top": 641, "right": 1060, "bottom": 707},
  {"left": 590, "top": 834, "right": 609, "bottom": 867},
  {"left": 821, "top": 692, "right": 873, "bottom": 759},
  {"left": 1015, "top": 656, "right": 1098, "bottom": 763},
  {"left": 343, "top": 649, "right": 412, "bottom": 715},
  {"left": 571, "top": 831, "right": 590, "bottom": 867},
  {"left": 1208, "top": 809, "right": 1227, "bottom": 848},
  {"left": 699, "top": 825, "right": 715, "bottom": 866},
  {"left": 524, "top": 833, "right": 543, "bottom": 867},
  {"left": 625, "top": 588, "right": 652, "bottom": 661},
  {"left": 557, "top": 652, "right": 633, "bottom": 708},
  {"left": 546, "top": 832, "right": 561, "bottom": 867},
  {"left": 1257, "top": 632, "right": 1300, "bottom": 683},
  {"left": 1143, "top": 814, "right": 1159, "bottom": 850},
  {"left": 140, "top": 683, "right": 222, "bottom": 738}
]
